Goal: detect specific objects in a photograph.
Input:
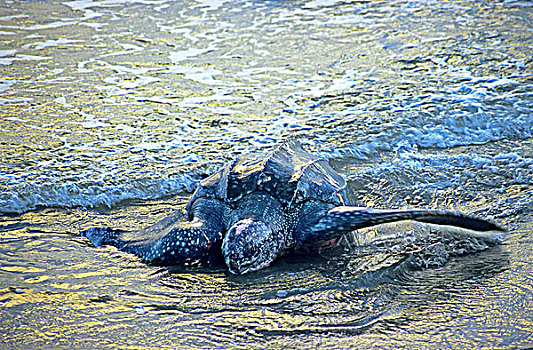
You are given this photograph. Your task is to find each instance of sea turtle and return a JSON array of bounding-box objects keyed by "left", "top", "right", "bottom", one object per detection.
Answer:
[{"left": 83, "top": 139, "right": 504, "bottom": 274}]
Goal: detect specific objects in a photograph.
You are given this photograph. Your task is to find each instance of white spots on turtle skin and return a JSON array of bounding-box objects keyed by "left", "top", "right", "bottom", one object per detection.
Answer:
[
  {"left": 310, "top": 208, "right": 375, "bottom": 235},
  {"left": 85, "top": 198, "right": 226, "bottom": 264}
]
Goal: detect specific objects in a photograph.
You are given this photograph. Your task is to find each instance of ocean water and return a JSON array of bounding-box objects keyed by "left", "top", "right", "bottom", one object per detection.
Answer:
[{"left": 0, "top": 0, "right": 532, "bottom": 349}]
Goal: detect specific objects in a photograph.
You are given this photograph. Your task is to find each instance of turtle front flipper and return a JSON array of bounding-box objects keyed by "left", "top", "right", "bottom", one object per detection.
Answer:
[
  {"left": 82, "top": 198, "right": 227, "bottom": 264},
  {"left": 299, "top": 206, "right": 506, "bottom": 246}
]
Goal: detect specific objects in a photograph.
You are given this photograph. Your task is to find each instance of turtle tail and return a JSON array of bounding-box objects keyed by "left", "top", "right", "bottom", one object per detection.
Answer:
[{"left": 300, "top": 206, "right": 506, "bottom": 245}]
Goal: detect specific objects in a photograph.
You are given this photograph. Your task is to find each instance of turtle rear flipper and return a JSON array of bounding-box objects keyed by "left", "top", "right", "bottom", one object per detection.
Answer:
[
  {"left": 299, "top": 206, "right": 506, "bottom": 245},
  {"left": 82, "top": 199, "right": 227, "bottom": 264}
]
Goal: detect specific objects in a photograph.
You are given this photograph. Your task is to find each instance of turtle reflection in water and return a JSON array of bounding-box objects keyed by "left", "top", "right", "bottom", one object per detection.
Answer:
[{"left": 83, "top": 139, "right": 505, "bottom": 274}]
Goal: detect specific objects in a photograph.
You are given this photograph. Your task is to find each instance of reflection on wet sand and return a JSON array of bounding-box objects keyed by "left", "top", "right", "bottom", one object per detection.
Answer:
[{"left": 0, "top": 0, "right": 532, "bottom": 349}]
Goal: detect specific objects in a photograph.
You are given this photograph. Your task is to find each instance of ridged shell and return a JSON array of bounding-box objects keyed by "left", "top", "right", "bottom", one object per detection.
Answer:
[{"left": 187, "top": 139, "right": 347, "bottom": 211}]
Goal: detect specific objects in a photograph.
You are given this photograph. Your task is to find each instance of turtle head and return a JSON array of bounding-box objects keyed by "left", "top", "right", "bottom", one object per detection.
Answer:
[{"left": 222, "top": 218, "right": 282, "bottom": 275}]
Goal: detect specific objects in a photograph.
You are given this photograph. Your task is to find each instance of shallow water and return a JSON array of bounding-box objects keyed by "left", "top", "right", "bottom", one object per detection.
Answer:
[{"left": 1, "top": 0, "right": 532, "bottom": 349}]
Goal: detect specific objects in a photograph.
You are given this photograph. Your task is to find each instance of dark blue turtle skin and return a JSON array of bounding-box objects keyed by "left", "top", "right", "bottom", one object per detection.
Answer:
[{"left": 83, "top": 139, "right": 505, "bottom": 274}]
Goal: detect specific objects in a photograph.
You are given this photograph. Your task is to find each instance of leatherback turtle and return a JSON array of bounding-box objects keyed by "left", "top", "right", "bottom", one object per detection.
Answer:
[{"left": 83, "top": 139, "right": 504, "bottom": 274}]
